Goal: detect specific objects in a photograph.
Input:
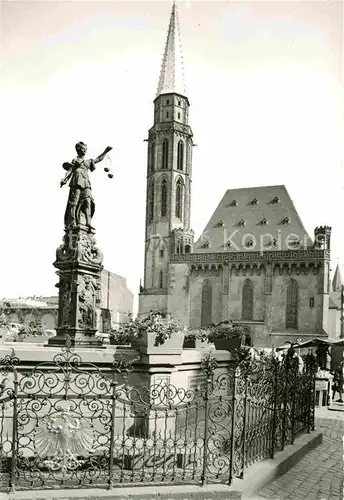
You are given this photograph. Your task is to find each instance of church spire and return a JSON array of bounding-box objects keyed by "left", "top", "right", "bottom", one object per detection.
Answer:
[
  {"left": 332, "top": 263, "right": 343, "bottom": 291},
  {"left": 156, "top": 1, "right": 186, "bottom": 98}
]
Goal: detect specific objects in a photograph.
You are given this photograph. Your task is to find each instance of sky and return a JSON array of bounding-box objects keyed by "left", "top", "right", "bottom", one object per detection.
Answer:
[{"left": 1, "top": 0, "right": 343, "bottom": 312}]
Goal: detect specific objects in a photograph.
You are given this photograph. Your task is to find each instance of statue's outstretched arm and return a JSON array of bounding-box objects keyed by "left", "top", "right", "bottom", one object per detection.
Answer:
[
  {"left": 93, "top": 146, "right": 113, "bottom": 165},
  {"left": 60, "top": 163, "right": 73, "bottom": 187}
]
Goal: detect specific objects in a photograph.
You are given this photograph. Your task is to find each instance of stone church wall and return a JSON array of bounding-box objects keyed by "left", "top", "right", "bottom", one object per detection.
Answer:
[
  {"left": 168, "top": 263, "right": 190, "bottom": 325},
  {"left": 226, "top": 273, "right": 265, "bottom": 322},
  {"left": 165, "top": 261, "right": 328, "bottom": 344},
  {"left": 271, "top": 271, "right": 318, "bottom": 332},
  {"left": 138, "top": 292, "right": 168, "bottom": 317},
  {"left": 188, "top": 271, "right": 223, "bottom": 328},
  {"left": 247, "top": 323, "right": 268, "bottom": 347}
]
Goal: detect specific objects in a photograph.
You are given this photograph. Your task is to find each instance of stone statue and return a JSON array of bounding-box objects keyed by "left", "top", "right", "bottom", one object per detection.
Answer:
[{"left": 60, "top": 142, "right": 112, "bottom": 229}]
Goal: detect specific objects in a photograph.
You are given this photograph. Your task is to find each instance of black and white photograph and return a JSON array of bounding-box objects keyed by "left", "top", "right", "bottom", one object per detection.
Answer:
[{"left": 1, "top": 1, "right": 343, "bottom": 499}]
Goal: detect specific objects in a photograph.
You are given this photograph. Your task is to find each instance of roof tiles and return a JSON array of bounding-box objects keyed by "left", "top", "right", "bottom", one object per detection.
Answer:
[{"left": 194, "top": 185, "right": 313, "bottom": 253}]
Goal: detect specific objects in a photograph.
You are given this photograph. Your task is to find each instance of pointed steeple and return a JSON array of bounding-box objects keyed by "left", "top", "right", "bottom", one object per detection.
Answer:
[
  {"left": 156, "top": 1, "right": 186, "bottom": 98},
  {"left": 332, "top": 263, "right": 343, "bottom": 291}
]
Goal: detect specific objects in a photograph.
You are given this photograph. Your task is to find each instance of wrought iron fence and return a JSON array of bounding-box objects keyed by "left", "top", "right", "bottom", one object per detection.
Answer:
[{"left": 0, "top": 341, "right": 316, "bottom": 492}]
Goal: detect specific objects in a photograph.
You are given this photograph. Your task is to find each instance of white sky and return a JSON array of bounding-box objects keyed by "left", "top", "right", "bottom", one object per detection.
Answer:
[{"left": 1, "top": 0, "right": 343, "bottom": 312}]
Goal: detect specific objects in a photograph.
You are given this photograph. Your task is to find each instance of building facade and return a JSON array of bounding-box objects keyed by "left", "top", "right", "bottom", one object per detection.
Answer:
[
  {"left": 328, "top": 264, "right": 344, "bottom": 340},
  {"left": 0, "top": 297, "right": 58, "bottom": 331},
  {"left": 139, "top": 3, "right": 331, "bottom": 347},
  {"left": 2, "top": 269, "right": 133, "bottom": 334},
  {"left": 98, "top": 270, "right": 134, "bottom": 331}
]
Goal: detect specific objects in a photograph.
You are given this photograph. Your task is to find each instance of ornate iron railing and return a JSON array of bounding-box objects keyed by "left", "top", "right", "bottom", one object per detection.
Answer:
[{"left": 0, "top": 341, "right": 316, "bottom": 492}]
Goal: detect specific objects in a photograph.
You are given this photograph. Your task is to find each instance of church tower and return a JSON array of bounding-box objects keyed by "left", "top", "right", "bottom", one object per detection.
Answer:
[{"left": 139, "top": 2, "right": 194, "bottom": 315}]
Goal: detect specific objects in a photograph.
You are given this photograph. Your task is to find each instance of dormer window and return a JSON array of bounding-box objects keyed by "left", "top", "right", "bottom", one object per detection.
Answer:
[
  {"left": 263, "top": 236, "right": 277, "bottom": 247},
  {"left": 216, "top": 220, "right": 224, "bottom": 227},
  {"left": 261, "top": 217, "right": 268, "bottom": 225},
  {"left": 289, "top": 238, "right": 301, "bottom": 248},
  {"left": 272, "top": 196, "right": 280, "bottom": 204},
  {"left": 231, "top": 200, "right": 238, "bottom": 207},
  {"left": 226, "top": 241, "right": 231, "bottom": 247},
  {"left": 202, "top": 241, "right": 210, "bottom": 248},
  {"left": 282, "top": 217, "right": 291, "bottom": 225},
  {"left": 245, "top": 239, "right": 254, "bottom": 247},
  {"left": 251, "top": 198, "right": 258, "bottom": 205},
  {"left": 238, "top": 219, "right": 246, "bottom": 227}
]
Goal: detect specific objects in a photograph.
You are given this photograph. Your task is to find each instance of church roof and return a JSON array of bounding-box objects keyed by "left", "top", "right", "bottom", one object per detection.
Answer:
[
  {"left": 194, "top": 185, "right": 313, "bottom": 253},
  {"left": 332, "top": 264, "right": 343, "bottom": 291},
  {"left": 156, "top": 2, "right": 186, "bottom": 98}
]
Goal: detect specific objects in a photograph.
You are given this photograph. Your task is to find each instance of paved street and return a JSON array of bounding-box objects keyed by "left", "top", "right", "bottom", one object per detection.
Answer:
[{"left": 254, "top": 409, "right": 343, "bottom": 500}]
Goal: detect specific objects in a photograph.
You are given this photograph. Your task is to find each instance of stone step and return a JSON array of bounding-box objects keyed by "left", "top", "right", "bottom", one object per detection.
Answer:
[{"left": 328, "top": 401, "right": 344, "bottom": 412}]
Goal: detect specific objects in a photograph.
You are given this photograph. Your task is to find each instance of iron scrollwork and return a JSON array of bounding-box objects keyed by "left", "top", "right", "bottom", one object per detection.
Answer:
[{"left": 0, "top": 342, "right": 316, "bottom": 492}]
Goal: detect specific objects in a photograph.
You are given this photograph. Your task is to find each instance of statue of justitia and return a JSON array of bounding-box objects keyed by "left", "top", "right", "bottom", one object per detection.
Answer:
[{"left": 60, "top": 142, "right": 112, "bottom": 229}]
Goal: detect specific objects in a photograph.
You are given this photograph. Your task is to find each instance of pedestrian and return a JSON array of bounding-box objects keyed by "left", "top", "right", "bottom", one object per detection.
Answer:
[{"left": 332, "top": 360, "right": 344, "bottom": 403}]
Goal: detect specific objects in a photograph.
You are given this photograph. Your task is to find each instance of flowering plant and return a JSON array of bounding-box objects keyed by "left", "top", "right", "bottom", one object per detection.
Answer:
[
  {"left": 184, "top": 329, "right": 208, "bottom": 342},
  {"left": 110, "top": 312, "right": 185, "bottom": 347},
  {"left": 202, "top": 320, "right": 250, "bottom": 343}
]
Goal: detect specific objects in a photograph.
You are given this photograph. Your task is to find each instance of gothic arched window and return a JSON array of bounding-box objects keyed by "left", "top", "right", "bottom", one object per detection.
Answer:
[
  {"left": 285, "top": 280, "right": 299, "bottom": 328},
  {"left": 175, "top": 179, "right": 183, "bottom": 219},
  {"left": 187, "top": 143, "right": 192, "bottom": 172},
  {"left": 244, "top": 333, "right": 252, "bottom": 347},
  {"left": 201, "top": 280, "right": 212, "bottom": 327},
  {"left": 242, "top": 279, "right": 254, "bottom": 320},
  {"left": 148, "top": 181, "right": 154, "bottom": 223},
  {"left": 159, "top": 270, "right": 164, "bottom": 288},
  {"left": 177, "top": 140, "right": 184, "bottom": 171},
  {"left": 161, "top": 179, "right": 167, "bottom": 217},
  {"left": 151, "top": 142, "right": 156, "bottom": 172},
  {"left": 162, "top": 139, "right": 169, "bottom": 169},
  {"left": 286, "top": 279, "right": 298, "bottom": 329}
]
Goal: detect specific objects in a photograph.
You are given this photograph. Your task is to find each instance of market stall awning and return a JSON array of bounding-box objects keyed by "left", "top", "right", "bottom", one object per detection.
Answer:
[
  {"left": 331, "top": 339, "right": 344, "bottom": 347},
  {"left": 297, "top": 338, "right": 332, "bottom": 349}
]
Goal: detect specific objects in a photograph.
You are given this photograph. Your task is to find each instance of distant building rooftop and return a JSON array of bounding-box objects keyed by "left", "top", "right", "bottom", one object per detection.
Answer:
[{"left": 0, "top": 297, "right": 57, "bottom": 309}]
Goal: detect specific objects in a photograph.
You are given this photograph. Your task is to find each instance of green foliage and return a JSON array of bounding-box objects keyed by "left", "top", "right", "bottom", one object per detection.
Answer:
[
  {"left": 200, "top": 353, "right": 218, "bottom": 377},
  {"left": 110, "top": 312, "right": 185, "bottom": 347},
  {"left": 202, "top": 320, "right": 251, "bottom": 343},
  {"left": 184, "top": 329, "right": 208, "bottom": 342},
  {"left": 231, "top": 346, "right": 252, "bottom": 364}
]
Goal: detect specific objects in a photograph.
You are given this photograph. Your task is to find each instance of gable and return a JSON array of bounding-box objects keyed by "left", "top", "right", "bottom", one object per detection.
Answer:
[{"left": 194, "top": 185, "right": 313, "bottom": 253}]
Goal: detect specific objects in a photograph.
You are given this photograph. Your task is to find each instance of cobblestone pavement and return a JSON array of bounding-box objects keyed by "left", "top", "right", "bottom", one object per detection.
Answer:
[{"left": 254, "top": 410, "right": 343, "bottom": 500}]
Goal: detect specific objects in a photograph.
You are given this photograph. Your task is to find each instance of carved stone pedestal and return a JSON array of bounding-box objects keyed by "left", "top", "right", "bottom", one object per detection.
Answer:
[{"left": 48, "top": 226, "right": 104, "bottom": 348}]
